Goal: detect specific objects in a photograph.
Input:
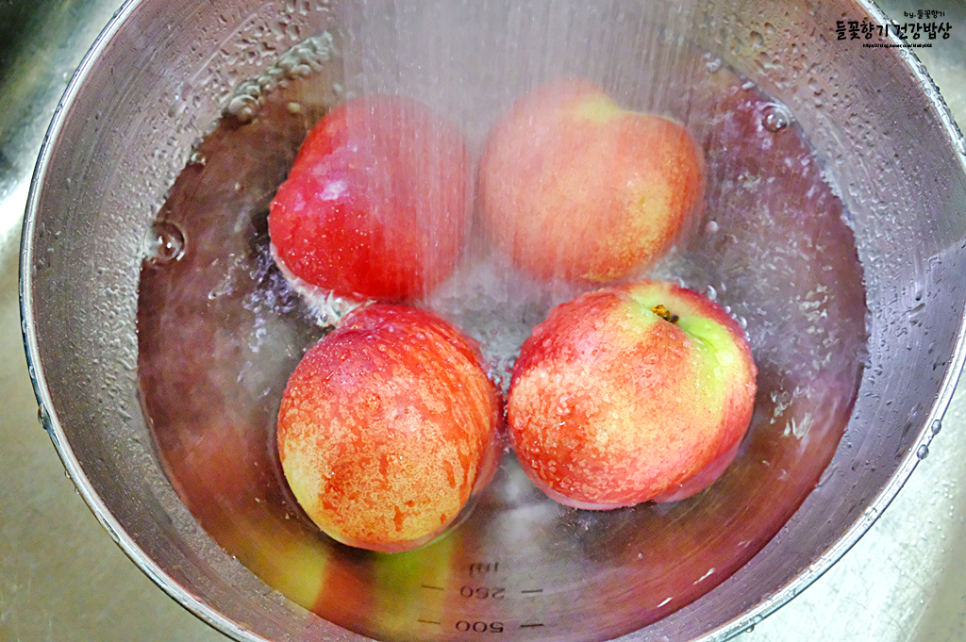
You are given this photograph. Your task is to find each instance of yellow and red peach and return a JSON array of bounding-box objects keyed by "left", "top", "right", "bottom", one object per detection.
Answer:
[
  {"left": 507, "top": 280, "right": 756, "bottom": 508},
  {"left": 269, "top": 95, "right": 471, "bottom": 302},
  {"left": 277, "top": 304, "right": 501, "bottom": 552},
  {"left": 479, "top": 78, "right": 704, "bottom": 283}
]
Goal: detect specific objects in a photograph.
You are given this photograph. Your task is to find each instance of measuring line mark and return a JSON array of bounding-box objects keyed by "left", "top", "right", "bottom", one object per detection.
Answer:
[
  {"left": 520, "top": 623, "right": 545, "bottom": 628},
  {"left": 520, "top": 588, "right": 544, "bottom": 594},
  {"left": 417, "top": 619, "right": 442, "bottom": 625},
  {"left": 421, "top": 584, "right": 445, "bottom": 591}
]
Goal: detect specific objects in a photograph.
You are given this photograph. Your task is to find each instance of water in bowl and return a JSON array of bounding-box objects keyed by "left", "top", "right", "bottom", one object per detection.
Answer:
[{"left": 136, "top": 6, "right": 867, "bottom": 641}]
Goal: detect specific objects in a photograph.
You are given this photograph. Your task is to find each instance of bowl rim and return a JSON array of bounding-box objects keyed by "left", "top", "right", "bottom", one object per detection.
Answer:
[{"left": 17, "top": 1, "right": 273, "bottom": 640}]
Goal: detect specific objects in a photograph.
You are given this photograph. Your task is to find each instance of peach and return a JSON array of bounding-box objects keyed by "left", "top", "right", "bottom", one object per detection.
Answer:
[
  {"left": 277, "top": 304, "right": 501, "bottom": 551},
  {"left": 479, "top": 78, "right": 704, "bottom": 283},
  {"left": 269, "top": 95, "right": 471, "bottom": 302},
  {"left": 507, "top": 280, "right": 756, "bottom": 508}
]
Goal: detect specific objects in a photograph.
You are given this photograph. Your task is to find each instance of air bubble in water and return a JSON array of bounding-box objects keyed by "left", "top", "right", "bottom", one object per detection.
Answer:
[
  {"left": 224, "top": 32, "right": 337, "bottom": 122},
  {"left": 761, "top": 103, "right": 792, "bottom": 132},
  {"left": 144, "top": 221, "right": 186, "bottom": 265},
  {"left": 916, "top": 444, "right": 929, "bottom": 460}
]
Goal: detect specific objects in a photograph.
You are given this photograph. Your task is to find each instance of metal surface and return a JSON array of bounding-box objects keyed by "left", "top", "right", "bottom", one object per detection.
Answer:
[
  {"left": 3, "top": 2, "right": 966, "bottom": 642},
  {"left": 0, "top": 2, "right": 222, "bottom": 641}
]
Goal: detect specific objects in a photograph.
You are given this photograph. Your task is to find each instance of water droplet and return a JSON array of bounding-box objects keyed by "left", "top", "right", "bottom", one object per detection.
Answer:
[
  {"left": 168, "top": 95, "right": 187, "bottom": 118},
  {"left": 704, "top": 220, "right": 719, "bottom": 234},
  {"left": 930, "top": 419, "right": 942, "bottom": 436},
  {"left": 705, "top": 285, "right": 718, "bottom": 301},
  {"left": 37, "top": 405, "right": 51, "bottom": 431},
  {"left": 750, "top": 31, "right": 764, "bottom": 48},
  {"left": 144, "top": 221, "right": 186, "bottom": 265},
  {"left": 916, "top": 444, "right": 929, "bottom": 460},
  {"left": 761, "top": 103, "right": 792, "bottom": 132}
]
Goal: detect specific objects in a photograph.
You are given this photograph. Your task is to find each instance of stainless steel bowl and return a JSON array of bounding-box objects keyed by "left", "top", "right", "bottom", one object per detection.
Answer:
[{"left": 21, "top": 1, "right": 966, "bottom": 641}]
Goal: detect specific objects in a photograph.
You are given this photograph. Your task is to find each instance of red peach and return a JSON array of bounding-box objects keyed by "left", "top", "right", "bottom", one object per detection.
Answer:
[
  {"left": 479, "top": 78, "right": 704, "bottom": 283},
  {"left": 269, "top": 95, "right": 471, "bottom": 302},
  {"left": 277, "top": 305, "right": 501, "bottom": 552},
  {"left": 507, "top": 280, "right": 756, "bottom": 508}
]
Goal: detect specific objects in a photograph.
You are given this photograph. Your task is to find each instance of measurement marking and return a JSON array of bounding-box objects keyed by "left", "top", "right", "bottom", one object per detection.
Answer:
[
  {"left": 417, "top": 619, "right": 441, "bottom": 625},
  {"left": 520, "top": 589, "right": 544, "bottom": 594},
  {"left": 468, "top": 562, "right": 500, "bottom": 576},
  {"left": 520, "top": 623, "right": 545, "bottom": 628},
  {"left": 421, "top": 584, "right": 445, "bottom": 591}
]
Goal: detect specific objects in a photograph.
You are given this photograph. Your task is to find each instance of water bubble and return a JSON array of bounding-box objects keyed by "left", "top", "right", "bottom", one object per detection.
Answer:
[
  {"left": 704, "top": 220, "right": 719, "bottom": 234},
  {"left": 144, "top": 221, "right": 187, "bottom": 265},
  {"left": 227, "top": 92, "right": 259, "bottom": 123},
  {"left": 750, "top": 31, "right": 764, "bottom": 48},
  {"left": 705, "top": 285, "right": 718, "bottom": 301},
  {"left": 761, "top": 103, "right": 792, "bottom": 132},
  {"left": 930, "top": 419, "right": 942, "bottom": 436},
  {"left": 916, "top": 444, "right": 929, "bottom": 460}
]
